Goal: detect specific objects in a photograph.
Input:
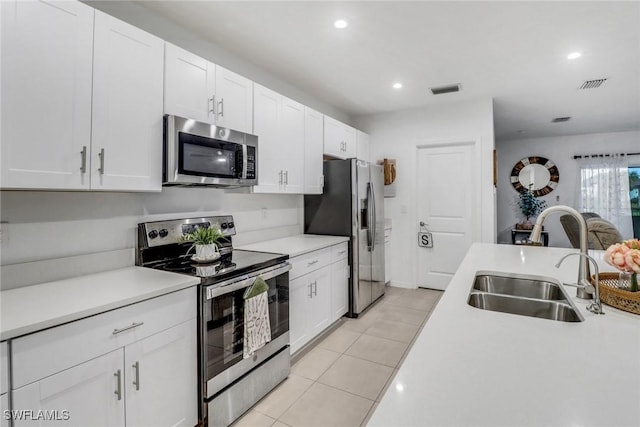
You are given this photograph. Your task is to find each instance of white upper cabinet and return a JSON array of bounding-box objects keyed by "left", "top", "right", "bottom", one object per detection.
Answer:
[
  {"left": 304, "top": 107, "right": 324, "bottom": 194},
  {"left": 323, "top": 116, "right": 356, "bottom": 159},
  {"left": 164, "top": 43, "right": 253, "bottom": 134},
  {"left": 92, "top": 11, "right": 164, "bottom": 192},
  {"left": 356, "top": 130, "right": 371, "bottom": 163},
  {"left": 1, "top": 0, "right": 94, "bottom": 190},
  {"left": 164, "top": 43, "right": 215, "bottom": 123},
  {"left": 1, "top": 3, "right": 163, "bottom": 192},
  {"left": 252, "top": 84, "right": 304, "bottom": 194}
]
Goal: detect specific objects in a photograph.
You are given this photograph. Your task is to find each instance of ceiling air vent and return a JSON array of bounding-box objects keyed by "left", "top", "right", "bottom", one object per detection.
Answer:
[
  {"left": 430, "top": 83, "right": 462, "bottom": 95},
  {"left": 579, "top": 78, "right": 607, "bottom": 90},
  {"left": 551, "top": 116, "right": 572, "bottom": 123}
]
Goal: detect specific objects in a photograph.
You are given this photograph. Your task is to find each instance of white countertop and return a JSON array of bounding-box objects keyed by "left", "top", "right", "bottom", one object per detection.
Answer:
[
  {"left": 368, "top": 243, "right": 640, "bottom": 427},
  {"left": 237, "top": 234, "right": 349, "bottom": 257},
  {"left": 0, "top": 267, "right": 200, "bottom": 341}
]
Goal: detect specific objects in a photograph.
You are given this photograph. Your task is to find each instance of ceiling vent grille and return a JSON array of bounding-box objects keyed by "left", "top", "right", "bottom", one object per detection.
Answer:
[
  {"left": 579, "top": 78, "right": 607, "bottom": 89},
  {"left": 430, "top": 83, "right": 462, "bottom": 95},
  {"left": 551, "top": 116, "right": 572, "bottom": 123}
]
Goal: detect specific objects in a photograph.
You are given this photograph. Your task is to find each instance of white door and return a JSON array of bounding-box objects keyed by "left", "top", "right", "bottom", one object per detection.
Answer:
[
  {"left": 416, "top": 143, "right": 478, "bottom": 290},
  {"left": 12, "top": 349, "right": 125, "bottom": 427},
  {"left": 308, "top": 265, "right": 332, "bottom": 338},
  {"left": 92, "top": 11, "right": 164, "bottom": 192},
  {"left": 253, "top": 84, "right": 282, "bottom": 193},
  {"left": 1, "top": 0, "right": 94, "bottom": 190},
  {"left": 331, "top": 258, "right": 349, "bottom": 321},
  {"left": 288, "top": 275, "right": 311, "bottom": 354},
  {"left": 164, "top": 43, "right": 215, "bottom": 123},
  {"left": 124, "top": 319, "right": 198, "bottom": 427},
  {"left": 214, "top": 65, "right": 254, "bottom": 134},
  {"left": 304, "top": 108, "right": 324, "bottom": 194},
  {"left": 323, "top": 117, "right": 345, "bottom": 159},
  {"left": 281, "top": 97, "right": 305, "bottom": 194}
]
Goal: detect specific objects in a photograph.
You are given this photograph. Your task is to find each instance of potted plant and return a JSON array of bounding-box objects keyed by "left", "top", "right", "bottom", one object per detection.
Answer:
[
  {"left": 516, "top": 188, "right": 547, "bottom": 229},
  {"left": 181, "top": 226, "right": 225, "bottom": 262}
]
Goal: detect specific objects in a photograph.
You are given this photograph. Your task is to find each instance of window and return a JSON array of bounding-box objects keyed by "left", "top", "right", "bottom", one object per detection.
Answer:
[{"left": 630, "top": 166, "right": 640, "bottom": 238}]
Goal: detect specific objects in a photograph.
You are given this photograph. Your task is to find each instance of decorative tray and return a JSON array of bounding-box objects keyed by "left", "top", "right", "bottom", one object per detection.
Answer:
[{"left": 591, "top": 273, "right": 640, "bottom": 315}]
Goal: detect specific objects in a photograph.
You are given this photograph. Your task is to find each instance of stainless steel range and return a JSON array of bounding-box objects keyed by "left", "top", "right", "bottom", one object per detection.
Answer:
[{"left": 136, "top": 216, "right": 291, "bottom": 427}]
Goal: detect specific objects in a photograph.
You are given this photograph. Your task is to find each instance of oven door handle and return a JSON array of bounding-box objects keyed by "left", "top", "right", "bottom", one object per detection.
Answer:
[{"left": 206, "top": 262, "right": 291, "bottom": 299}]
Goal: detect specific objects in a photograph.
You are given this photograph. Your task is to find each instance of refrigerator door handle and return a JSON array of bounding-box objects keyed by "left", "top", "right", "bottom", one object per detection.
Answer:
[
  {"left": 370, "top": 179, "right": 377, "bottom": 250},
  {"left": 366, "top": 182, "right": 373, "bottom": 251}
]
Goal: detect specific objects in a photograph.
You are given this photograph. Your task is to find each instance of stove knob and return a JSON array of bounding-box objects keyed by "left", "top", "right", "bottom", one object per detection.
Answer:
[
  {"left": 228, "top": 222, "right": 234, "bottom": 229},
  {"left": 158, "top": 229, "right": 169, "bottom": 238},
  {"left": 148, "top": 230, "right": 159, "bottom": 239},
  {"left": 220, "top": 223, "right": 228, "bottom": 230}
]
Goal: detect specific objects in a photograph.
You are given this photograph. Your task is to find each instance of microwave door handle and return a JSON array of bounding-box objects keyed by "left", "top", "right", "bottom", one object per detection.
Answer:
[{"left": 242, "top": 144, "right": 248, "bottom": 179}]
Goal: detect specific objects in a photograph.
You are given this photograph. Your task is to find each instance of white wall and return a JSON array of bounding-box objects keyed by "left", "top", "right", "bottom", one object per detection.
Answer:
[
  {"left": 0, "top": 188, "right": 302, "bottom": 265},
  {"left": 354, "top": 98, "right": 496, "bottom": 289},
  {"left": 496, "top": 130, "right": 640, "bottom": 247}
]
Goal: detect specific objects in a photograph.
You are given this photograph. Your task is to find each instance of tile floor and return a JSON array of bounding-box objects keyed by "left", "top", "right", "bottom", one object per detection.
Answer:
[{"left": 232, "top": 285, "right": 443, "bottom": 427}]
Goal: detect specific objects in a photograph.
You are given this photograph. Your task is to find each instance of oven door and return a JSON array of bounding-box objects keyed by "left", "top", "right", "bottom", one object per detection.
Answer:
[{"left": 203, "top": 262, "right": 290, "bottom": 397}]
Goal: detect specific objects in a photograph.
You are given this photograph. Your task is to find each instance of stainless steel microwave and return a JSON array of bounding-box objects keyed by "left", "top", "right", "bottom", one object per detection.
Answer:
[{"left": 163, "top": 115, "right": 258, "bottom": 187}]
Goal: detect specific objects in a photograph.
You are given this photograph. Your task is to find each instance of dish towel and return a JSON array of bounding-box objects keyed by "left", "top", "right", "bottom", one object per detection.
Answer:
[{"left": 243, "top": 277, "right": 272, "bottom": 359}]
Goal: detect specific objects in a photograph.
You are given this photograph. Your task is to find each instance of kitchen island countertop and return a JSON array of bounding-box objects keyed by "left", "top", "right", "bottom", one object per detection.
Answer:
[
  {"left": 237, "top": 234, "right": 349, "bottom": 257},
  {"left": 368, "top": 243, "right": 640, "bottom": 427},
  {"left": 0, "top": 267, "right": 199, "bottom": 341}
]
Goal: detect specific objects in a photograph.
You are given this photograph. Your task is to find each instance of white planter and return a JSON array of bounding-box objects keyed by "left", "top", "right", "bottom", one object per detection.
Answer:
[{"left": 194, "top": 243, "right": 219, "bottom": 261}]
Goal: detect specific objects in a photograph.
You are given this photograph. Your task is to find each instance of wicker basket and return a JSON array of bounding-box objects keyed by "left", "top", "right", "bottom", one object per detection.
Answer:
[{"left": 591, "top": 272, "right": 640, "bottom": 315}]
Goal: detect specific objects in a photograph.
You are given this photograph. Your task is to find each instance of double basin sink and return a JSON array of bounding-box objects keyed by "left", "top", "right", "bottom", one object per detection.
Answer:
[{"left": 468, "top": 271, "right": 584, "bottom": 322}]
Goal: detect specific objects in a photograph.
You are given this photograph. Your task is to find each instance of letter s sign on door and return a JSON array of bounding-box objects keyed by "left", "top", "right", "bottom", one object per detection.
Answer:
[{"left": 418, "top": 232, "right": 433, "bottom": 248}]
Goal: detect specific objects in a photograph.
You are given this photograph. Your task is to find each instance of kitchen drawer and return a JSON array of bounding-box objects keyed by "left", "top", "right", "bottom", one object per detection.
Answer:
[
  {"left": 289, "top": 247, "right": 332, "bottom": 280},
  {"left": 12, "top": 287, "right": 196, "bottom": 389},
  {"left": 331, "top": 243, "right": 348, "bottom": 262},
  {"left": 1, "top": 341, "right": 7, "bottom": 394}
]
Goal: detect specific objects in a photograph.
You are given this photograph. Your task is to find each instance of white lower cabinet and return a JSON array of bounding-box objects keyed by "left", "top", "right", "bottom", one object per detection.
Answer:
[
  {"left": 1, "top": 341, "right": 8, "bottom": 427},
  {"left": 1, "top": 392, "right": 8, "bottom": 427},
  {"left": 289, "top": 243, "right": 350, "bottom": 354},
  {"left": 10, "top": 288, "right": 197, "bottom": 427}
]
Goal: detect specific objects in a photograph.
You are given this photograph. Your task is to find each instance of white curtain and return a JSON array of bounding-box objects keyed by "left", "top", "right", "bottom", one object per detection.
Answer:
[{"left": 577, "top": 154, "right": 634, "bottom": 239}]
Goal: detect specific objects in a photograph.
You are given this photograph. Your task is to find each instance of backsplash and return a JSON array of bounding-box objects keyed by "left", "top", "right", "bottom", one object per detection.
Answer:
[{"left": 0, "top": 188, "right": 302, "bottom": 288}]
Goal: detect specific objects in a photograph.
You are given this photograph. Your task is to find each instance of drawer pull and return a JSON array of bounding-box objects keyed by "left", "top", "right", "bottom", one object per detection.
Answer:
[
  {"left": 112, "top": 321, "right": 144, "bottom": 335},
  {"left": 307, "top": 260, "right": 319, "bottom": 267},
  {"left": 132, "top": 361, "right": 140, "bottom": 391},
  {"left": 114, "top": 369, "right": 122, "bottom": 401},
  {"left": 337, "top": 250, "right": 346, "bottom": 255}
]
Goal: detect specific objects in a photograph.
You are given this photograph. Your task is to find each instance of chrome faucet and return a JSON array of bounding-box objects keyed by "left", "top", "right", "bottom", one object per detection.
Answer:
[
  {"left": 530, "top": 205, "right": 590, "bottom": 299},
  {"left": 556, "top": 252, "right": 604, "bottom": 315}
]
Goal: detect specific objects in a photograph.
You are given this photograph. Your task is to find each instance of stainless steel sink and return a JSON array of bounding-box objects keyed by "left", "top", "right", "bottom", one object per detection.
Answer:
[
  {"left": 468, "top": 271, "right": 584, "bottom": 322},
  {"left": 473, "top": 272, "right": 564, "bottom": 300}
]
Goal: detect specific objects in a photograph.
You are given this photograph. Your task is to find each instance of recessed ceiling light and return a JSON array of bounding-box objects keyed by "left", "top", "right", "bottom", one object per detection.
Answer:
[
  {"left": 392, "top": 82, "right": 403, "bottom": 89},
  {"left": 567, "top": 52, "right": 582, "bottom": 60},
  {"left": 334, "top": 19, "right": 348, "bottom": 29}
]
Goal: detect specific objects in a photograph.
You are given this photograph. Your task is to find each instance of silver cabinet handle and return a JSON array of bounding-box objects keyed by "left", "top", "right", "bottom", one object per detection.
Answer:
[
  {"left": 209, "top": 95, "right": 215, "bottom": 115},
  {"left": 218, "top": 98, "right": 224, "bottom": 117},
  {"left": 312, "top": 280, "right": 318, "bottom": 296},
  {"left": 98, "top": 148, "right": 105, "bottom": 175},
  {"left": 114, "top": 369, "right": 122, "bottom": 400},
  {"left": 307, "top": 260, "right": 319, "bottom": 267},
  {"left": 132, "top": 361, "right": 140, "bottom": 391},
  {"left": 112, "top": 321, "right": 144, "bottom": 335},
  {"left": 80, "top": 146, "right": 87, "bottom": 173},
  {"left": 337, "top": 250, "right": 346, "bottom": 255},
  {"left": 278, "top": 170, "right": 283, "bottom": 184},
  {"left": 308, "top": 283, "right": 313, "bottom": 298},
  {"left": 284, "top": 170, "right": 288, "bottom": 185}
]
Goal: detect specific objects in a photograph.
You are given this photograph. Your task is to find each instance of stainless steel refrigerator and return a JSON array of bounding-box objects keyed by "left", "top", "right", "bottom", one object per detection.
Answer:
[{"left": 304, "top": 159, "right": 385, "bottom": 317}]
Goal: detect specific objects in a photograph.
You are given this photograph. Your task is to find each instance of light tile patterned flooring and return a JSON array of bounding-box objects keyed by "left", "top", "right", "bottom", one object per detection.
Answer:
[{"left": 232, "top": 285, "right": 443, "bottom": 427}]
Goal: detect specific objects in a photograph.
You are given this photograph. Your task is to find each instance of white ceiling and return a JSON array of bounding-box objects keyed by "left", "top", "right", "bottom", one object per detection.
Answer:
[{"left": 136, "top": 1, "right": 640, "bottom": 141}]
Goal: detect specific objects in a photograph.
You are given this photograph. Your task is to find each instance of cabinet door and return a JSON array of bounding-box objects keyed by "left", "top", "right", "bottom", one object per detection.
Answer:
[
  {"left": 92, "top": 11, "right": 164, "bottom": 192},
  {"left": 164, "top": 43, "right": 215, "bottom": 123},
  {"left": 124, "top": 319, "right": 198, "bottom": 427},
  {"left": 12, "top": 349, "right": 125, "bottom": 427},
  {"left": 308, "top": 266, "right": 332, "bottom": 338},
  {"left": 323, "top": 116, "right": 345, "bottom": 159},
  {"left": 342, "top": 124, "right": 357, "bottom": 159},
  {"left": 253, "top": 84, "right": 283, "bottom": 193},
  {"left": 0, "top": 393, "right": 7, "bottom": 427},
  {"left": 1, "top": 0, "right": 93, "bottom": 190},
  {"left": 289, "top": 275, "right": 311, "bottom": 354},
  {"left": 281, "top": 97, "right": 305, "bottom": 194},
  {"left": 215, "top": 65, "right": 253, "bottom": 134},
  {"left": 331, "top": 258, "right": 349, "bottom": 322},
  {"left": 304, "top": 107, "right": 324, "bottom": 194},
  {"left": 1, "top": 341, "right": 7, "bottom": 395},
  {"left": 356, "top": 130, "right": 371, "bottom": 163}
]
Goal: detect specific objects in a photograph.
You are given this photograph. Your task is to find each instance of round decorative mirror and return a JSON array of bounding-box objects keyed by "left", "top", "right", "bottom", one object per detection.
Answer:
[{"left": 510, "top": 156, "right": 559, "bottom": 196}]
